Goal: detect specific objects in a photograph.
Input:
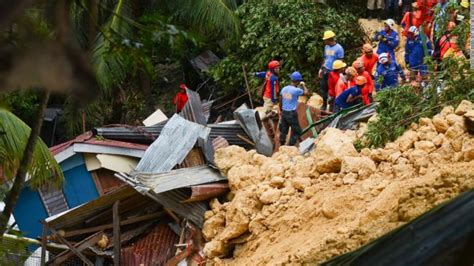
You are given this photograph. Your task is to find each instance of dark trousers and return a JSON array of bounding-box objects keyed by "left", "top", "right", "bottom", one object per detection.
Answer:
[
  {"left": 319, "top": 69, "right": 329, "bottom": 110},
  {"left": 385, "top": 0, "right": 399, "bottom": 19},
  {"left": 279, "top": 110, "right": 302, "bottom": 146}
]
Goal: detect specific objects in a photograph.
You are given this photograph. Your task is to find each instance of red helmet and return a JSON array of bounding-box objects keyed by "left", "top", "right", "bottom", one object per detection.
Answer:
[
  {"left": 268, "top": 60, "right": 280, "bottom": 69},
  {"left": 179, "top": 83, "right": 187, "bottom": 90}
]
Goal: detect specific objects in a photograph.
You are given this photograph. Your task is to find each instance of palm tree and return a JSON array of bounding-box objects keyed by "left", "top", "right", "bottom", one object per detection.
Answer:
[{"left": 0, "top": 91, "right": 63, "bottom": 233}]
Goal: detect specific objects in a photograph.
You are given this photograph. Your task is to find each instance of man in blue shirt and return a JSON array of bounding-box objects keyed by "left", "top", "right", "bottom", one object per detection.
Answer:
[
  {"left": 374, "top": 53, "right": 406, "bottom": 90},
  {"left": 319, "top": 30, "right": 344, "bottom": 111},
  {"left": 279, "top": 71, "right": 309, "bottom": 146},
  {"left": 374, "top": 19, "right": 399, "bottom": 59},
  {"left": 335, "top": 76, "right": 367, "bottom": 112}
]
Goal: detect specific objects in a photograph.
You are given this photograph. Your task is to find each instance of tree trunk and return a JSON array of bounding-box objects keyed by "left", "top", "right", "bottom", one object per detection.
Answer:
[{"left": 0, "top": 90, "right": 50, "bottom": 234}]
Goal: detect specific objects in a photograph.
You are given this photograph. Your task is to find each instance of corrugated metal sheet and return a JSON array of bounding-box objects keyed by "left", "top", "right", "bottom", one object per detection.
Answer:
[
  {"left": 135, "top": 115, "right": 211, "bottom": 174},
  {"left": 121, "top": 223, "right": 178, "bottom": 266},
  {"left": 38, "top": 186, "right": 69, "bottom": 216},
  {"left": 93, "top": 123, "right": 253, "bottom": 149},
  {"left": 180, "top": 89, "right": 207, "bottom": 125},
  {"left": 176, "top": 148, "right": 206, "bottom": 169},
  {"left": 212, "top": 136, "right": 229, "bottom": 151},
  {"left": 234, "top": 109, "right": 273, "bottom": 156},
  {"left": 136, "top": 166, "right": 226, "bottom": 194}
]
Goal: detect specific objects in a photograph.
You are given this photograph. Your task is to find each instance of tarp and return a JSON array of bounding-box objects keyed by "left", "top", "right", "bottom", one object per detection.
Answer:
[{"left": 322, "top": 189, "right": 474, "bottom": 266}]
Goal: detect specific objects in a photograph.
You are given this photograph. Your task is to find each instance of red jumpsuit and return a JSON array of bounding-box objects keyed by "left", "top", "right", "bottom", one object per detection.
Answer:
[{"left": 173, "top": 90, "right": 188, "bottom": 113}]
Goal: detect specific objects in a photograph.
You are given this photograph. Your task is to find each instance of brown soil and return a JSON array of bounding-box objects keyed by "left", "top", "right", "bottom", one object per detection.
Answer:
[{"left": 202, "top": 101, "right": 474, "bottom": 265}]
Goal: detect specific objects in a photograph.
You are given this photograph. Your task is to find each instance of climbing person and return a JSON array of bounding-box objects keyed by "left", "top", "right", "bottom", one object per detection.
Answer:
[
  {"left": 359, "top": 44, "right": 379, "bottom": 76},
  {"left": 400, "top": 2, "right": 423, "bottom": 37},
  {"left": 374, "top": 19, "right": 400, "bottom": 60},
  {"left": 335, "top": 67, "right": 357, "bottom": 98},
  {"left": 385, "top": 0, "right": 400, "bottom": 20},
  {"left": 353, "top": 60, "right": 375, "bottom": 104},
  {"left": 438, "top": 21, "right": 465, "bottom": 60},
  {"left": 279, "top": 71, "right": 309, "bottom": 146},
  {"left": 255, "top": 60, "right": 280, "bottom": 114},
  {"left": 319, "top": 30, "right": 344, "bottom": 111},
  {"left": 328, "top": 60, "right": 347, "bottom": 112},
  {"left": 334, "top": 76, "right": 367, "bottom": 112},
  {"left": 367, "top": 0, "right": 385, "bottom": 20},
  {"left": 173, "top": 83, "right": 189, "bottom": 113},
  {"left": 405, "top": 26, "right": 433, "bottom": 81},
  {"left": 374, "top": 53, "right": 406, "bottom": 90}
]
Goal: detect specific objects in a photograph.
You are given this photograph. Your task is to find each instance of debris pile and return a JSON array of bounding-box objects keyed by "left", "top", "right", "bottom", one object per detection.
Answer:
[{"left": 202, "top": 100, "right": 474, "bottom": 265}]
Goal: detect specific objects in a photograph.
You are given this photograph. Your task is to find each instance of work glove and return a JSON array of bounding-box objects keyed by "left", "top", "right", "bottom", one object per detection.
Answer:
[
  {"left": 381, "top": 37, "right": 388, "bottom": 43},
  {"left": 299, "top": 81, "right": 306, "bottom": 86},
  {"left": 377, "top": 35, "right": 384, "bottom": 41}
]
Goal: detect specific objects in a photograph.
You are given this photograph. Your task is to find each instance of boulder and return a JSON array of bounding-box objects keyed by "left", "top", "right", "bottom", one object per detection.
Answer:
[
  {"left": 291, "top": 177, "right": 312, "bottom": 191},
  {"left": 313, "top": 128, "right": 358, "bottom": 173},
  {"left": 215, "top": 146, "right": 252, "bottom": 174},
  {"left": 414, "top": 141, "right": 436, "bottom": 154},
  {"left": 259, "top": 189, "right": 282, "bottom": 204},
  {"left": 462, "top": 137, "right": 474, "bottom": 161},
  {"left": 203, "top": 212, "right": 226, "bottom": 241},
  {"left": 342, "top": 173, "right": 358, "bottom": 185},
  {"left": 395, "top": 130, "right": 418, "bottom": 152},
  {"left": 341, "top": 156, "right": 376, "bottom": 179},
  {"left": 455, "top": 100, "right": 473, "bottom": 115},
  {"left": 432, "top": 115, "right": 449, "bottom": 133}
]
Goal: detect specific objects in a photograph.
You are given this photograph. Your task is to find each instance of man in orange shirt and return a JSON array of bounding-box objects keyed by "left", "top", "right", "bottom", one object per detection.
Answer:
[
  {"left": 400, "top": 2, "right": 423, "bottom": 37},
  {"left": 359, "top": 44, "right": 379, "bottom": 75},
  {"left": 327, "top": 60, "right": 347, "bottom": 111},
  {"left": 335, "top": 67, "right": 357, "bottom": 98},
  {"left": 353, "top": 60, "right": 375, "bottom": 105}
]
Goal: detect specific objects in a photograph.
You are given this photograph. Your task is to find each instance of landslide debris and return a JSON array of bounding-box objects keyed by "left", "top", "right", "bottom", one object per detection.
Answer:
[{"left": 203, "top": 101, "right": 474, "bottom": 265}]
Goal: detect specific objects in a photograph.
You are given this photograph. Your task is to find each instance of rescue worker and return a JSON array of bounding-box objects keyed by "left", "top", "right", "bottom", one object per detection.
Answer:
[
  {"left": 279, "top": 71, "right": 309, "bottom": 146},
  {"left": 400, "top": 2, "right": 423, "bottom": 36},
  {"left": 439, "top": 22, "right": 465, "bottom": 59},
  {"left": 319, "top": 30, "right": 344, "bottom": 111},
  {"left": 353, "top": 60, "right": 375, "bottom": 104},
  {"left": 335, "top": 76, "right": 367, "bottom": 112},
  {"left": 328, "top": 60, "right": 347, "bottom": 111},
  {"left": 374, "top": 19, "right": 400, "bottom": 60},
  {"left": 359, "top": 44, "right": 379, "bottom": 75},
  {"left": 173, "top": 84, "right": 189, "bottom": 113},
  {"left": 335, "top": 67, "right": 357, "bottom": 98},
  {"left": 367, "top": 0, "right": 385, "bottom": 20},
  {"left": 255, "top": 60, "right": 280, "bottom": 114},
  {"left": 405, "top": 26, "right": 433, "bottom": 80},
  {"left": 375, "top": 53, "right": 406, "bottom": 90}
]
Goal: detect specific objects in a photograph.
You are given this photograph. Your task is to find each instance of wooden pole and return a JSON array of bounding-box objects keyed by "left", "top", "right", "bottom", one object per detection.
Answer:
[
  {"left": 40, "top": 223, "right": 48, "bottom": 266},
  {"left": 242, "top": 65, "right": 255, "bottom": 109},
  {"left": 49, "top": 227, "right": 93, "bottom": 266},
  {"left": 113, "top": 200, "right": 120, "bottom": 266}
]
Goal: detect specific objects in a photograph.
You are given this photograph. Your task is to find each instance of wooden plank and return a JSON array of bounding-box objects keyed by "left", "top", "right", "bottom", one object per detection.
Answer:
[
  {"left": 49, "top": 231, "right": 103, "bottom": 265},
  {"left": 41, "top": 223, "right": 48, "bottom": 266},
  {"left": 165, "top": 243, "right": 195, "bottom": 266},
  {"left": 106, "top": 221, "right": 154, "bottom": 249},
  {"left": 113, "top": 201, "right": 120, "bottom": 266},
  {"left": 49, "top": 228, "right": 93, "bottom": 266},
  {"left": 64, "top": 212, "right": 163, "bottom": 238}
]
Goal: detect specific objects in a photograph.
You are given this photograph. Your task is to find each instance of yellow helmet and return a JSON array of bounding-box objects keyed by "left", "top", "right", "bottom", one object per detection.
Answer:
[
  {"left": 460, "top": 0, "right": 469, "bottom": 8},
  {"left": 323, "top": 30, "right": 336, "bottom": 40},
  {"left": 332, "top": 60, "right": 347, "bottom": 70}
]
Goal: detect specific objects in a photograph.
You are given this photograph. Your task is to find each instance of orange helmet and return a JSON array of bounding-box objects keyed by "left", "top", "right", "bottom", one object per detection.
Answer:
[
  {"left": 268, "top": 60, "right": 280, "bottom": 69},
  {"left": 355, "top": 76, "right": 367, "bottom": 85}
]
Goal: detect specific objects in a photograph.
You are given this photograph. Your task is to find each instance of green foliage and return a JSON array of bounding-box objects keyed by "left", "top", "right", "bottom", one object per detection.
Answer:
[
  {"left": 363, "top": 57, "right": 474, "bottom": 148},
  {"left": 0, "top": 90, "right": 40, "bottom": 126},
  {"left": 208, "top": 1, "right": 365, "bottom": 96},
  {"left": 0, "top": 108, "right": 63, "bottom": 188}
]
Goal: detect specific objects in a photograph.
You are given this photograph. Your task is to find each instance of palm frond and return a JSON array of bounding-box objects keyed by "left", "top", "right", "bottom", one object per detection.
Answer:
[
  {"left": 168, "top": 0, "right": 240, "bottom": 41},
  {"left": 0, "top": 108, "right": 63, "bottom": 188}
]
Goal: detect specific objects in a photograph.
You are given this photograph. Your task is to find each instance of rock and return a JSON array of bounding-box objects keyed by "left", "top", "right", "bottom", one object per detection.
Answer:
[
  {"left": 432, "top": 115, "right": 449, "bottom": 133},
  {"left": 414, "top": 141, "right": 436, "bottom": 154},
  {"left": 432, "top": 134, "right": 446, "bottom": 147},
  {"left": 322, "top": 203, "right": 339, "bottom": 219},
  {"left": 389, "top": 151, "right": 402, "bottom": 163},
  {"left": 306, "top": 93, "right": 324, "bottom": 109},
  {"left": 455, "top": 100, "right": 473, "bottom": 115},
  {"left": 313, "top": 128, "right": 358, "bottom": 173},
  {"left": 210, "top": 198, "right": 223, "bottom": 213},
  {"left": 462, "top": 138, "right": 474, "bottom": 161},
  {"left": 370, "top": 148, "right": 386, "bottom": 162},
  {"left": 203, "top": 212, "right": 225, "bottom": 241},
  {"left": 215, "top": 146, "right": 252, "bottom": 174},
  {"left": 419, "top": 117, "right": 433, "bottom": 127},
  {"left": 342, "top": 173, "right": 358, "bottom": 185},
  {"left": 227, "top": 165, "right": 262, "bottom": 190},
  {"left": 341, "top": 156, "right": 376, "bottom": 179},
  {"left": 446, "top": 114, "right": 465, "bottom": 128},
  {"left": 417, "top": 126, "right": 438, "bottom": 141},
  {"left": 291, "top": 177, "right": 312, "bottom": 191},
  {"left": 445, "top": 125, "right": 465, "bottom": 139},
  {"left": 259, "top": 189, "right": 282, "bottom": 204},
  {"left": 269, "top": 176, "right": 285, "bottom": 188},
  {"left": 360, "top": 148, "right": 371, "bottom": 157},
  {"left": 440, "top": 106, "right": 455, "bottom": 117},
  {"left": 465, "top": 110, "right": 474, "bottom": 119},
  {"left": 204, "top": 240, "right": 227, "bottom": 258},
  {"left": 304, "top": 186, "right": 318, "bottom": 198},
  {"left": 395, "top": 130, "right": 419, "bottom": 152},
  {"left": 204, "top": 210, "right": 215, "bottom": 220}
]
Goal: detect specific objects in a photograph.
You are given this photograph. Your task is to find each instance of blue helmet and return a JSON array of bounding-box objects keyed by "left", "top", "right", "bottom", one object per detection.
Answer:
[{"left": 290, "top": 71, "right": 303, "bottom": 81}]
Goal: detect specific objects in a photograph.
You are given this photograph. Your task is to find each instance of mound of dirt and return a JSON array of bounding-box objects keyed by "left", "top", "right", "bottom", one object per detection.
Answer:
[{"left": 203, "top": 101, "right": 474, "bottom": 265}]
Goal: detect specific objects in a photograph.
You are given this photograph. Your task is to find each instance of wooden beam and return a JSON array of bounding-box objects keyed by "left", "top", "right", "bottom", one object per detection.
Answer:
[
  {"left": 106, "top": 221, "right": 154, "bottom": 249},
  {"left": 165, "top": 244, "right": 195, "bottom": 266},
  {"left": 41, "top": 223, "right": 48, "bottom": 266},
  {"left": 113, "top": 201, "right": 120, "bottom": 266},
  {"left": 49, "top": 231, "right": 103, "bottom": 265},
  {"left": 49, "top": 228, "right": 94, "bottom": 266},
  {"left": 64, "top": 211, "right": 163, "bottom": 238}
]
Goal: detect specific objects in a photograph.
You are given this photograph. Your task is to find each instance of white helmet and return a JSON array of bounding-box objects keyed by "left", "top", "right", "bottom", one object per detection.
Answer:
[
  {"left": 378, "top": 53, "right": 390, "bottom": 64},
  {"left": 408, "top": 26, "right": 419, "bottom": 36},
  {"left": 384, "top": 19, "right": 396, "bottom": 30}
]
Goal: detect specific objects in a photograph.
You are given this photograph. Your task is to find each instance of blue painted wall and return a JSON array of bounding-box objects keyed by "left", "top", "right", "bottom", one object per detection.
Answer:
[
  {"left": 12, "top": 187, "right": 48, "bottom": 239},
  {"left": 60, "top": 153, "right": 99, "bottom": 208}
]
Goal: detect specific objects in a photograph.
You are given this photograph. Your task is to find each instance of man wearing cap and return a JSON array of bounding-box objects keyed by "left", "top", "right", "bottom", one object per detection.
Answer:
[
  {"left": 328, "top": 60, "right": 347, "bottom": 111},
  {"left": 279, "top": 71, "right": 309, "bottom": 146},
  {"left": 319, "top": 30, "right": 344, "bottom": 111},
  {"left": 255, "top": 60, "right": 281, "bottom": 114},
  {"left": 374, "top": 19, "right": 399, "bottom": 59},
  {"left": 335, "top": 76, "right": 367, "bottom": 112},
  {"left": 359, "top": 44, "right": 379, "bottom": 75},
  {"left": 375, "top": 53, "right": 406, "bottom": 90},
  {"left": 173, "top": 84, "right": 189, "bottom": 113},
  {"left": 353, "top": 60, "right": 375, "bottom": 104},
  {"left": 405, "top": 25, "right": 433, "bottom": 81}
]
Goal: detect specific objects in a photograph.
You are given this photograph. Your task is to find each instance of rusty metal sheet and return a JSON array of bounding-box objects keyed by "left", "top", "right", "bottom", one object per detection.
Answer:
[
  {"left": 121, "top": 223, "right": 178, "bottom": 266},
  {"left": 182, "top": 183, "right": 230, "bottom": 203},
  {"left": 212, "top": 136, "right": 229, "bottom": 151},
  {"left": 180, "top": 89, "right": 207, "bottom": 125}
]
